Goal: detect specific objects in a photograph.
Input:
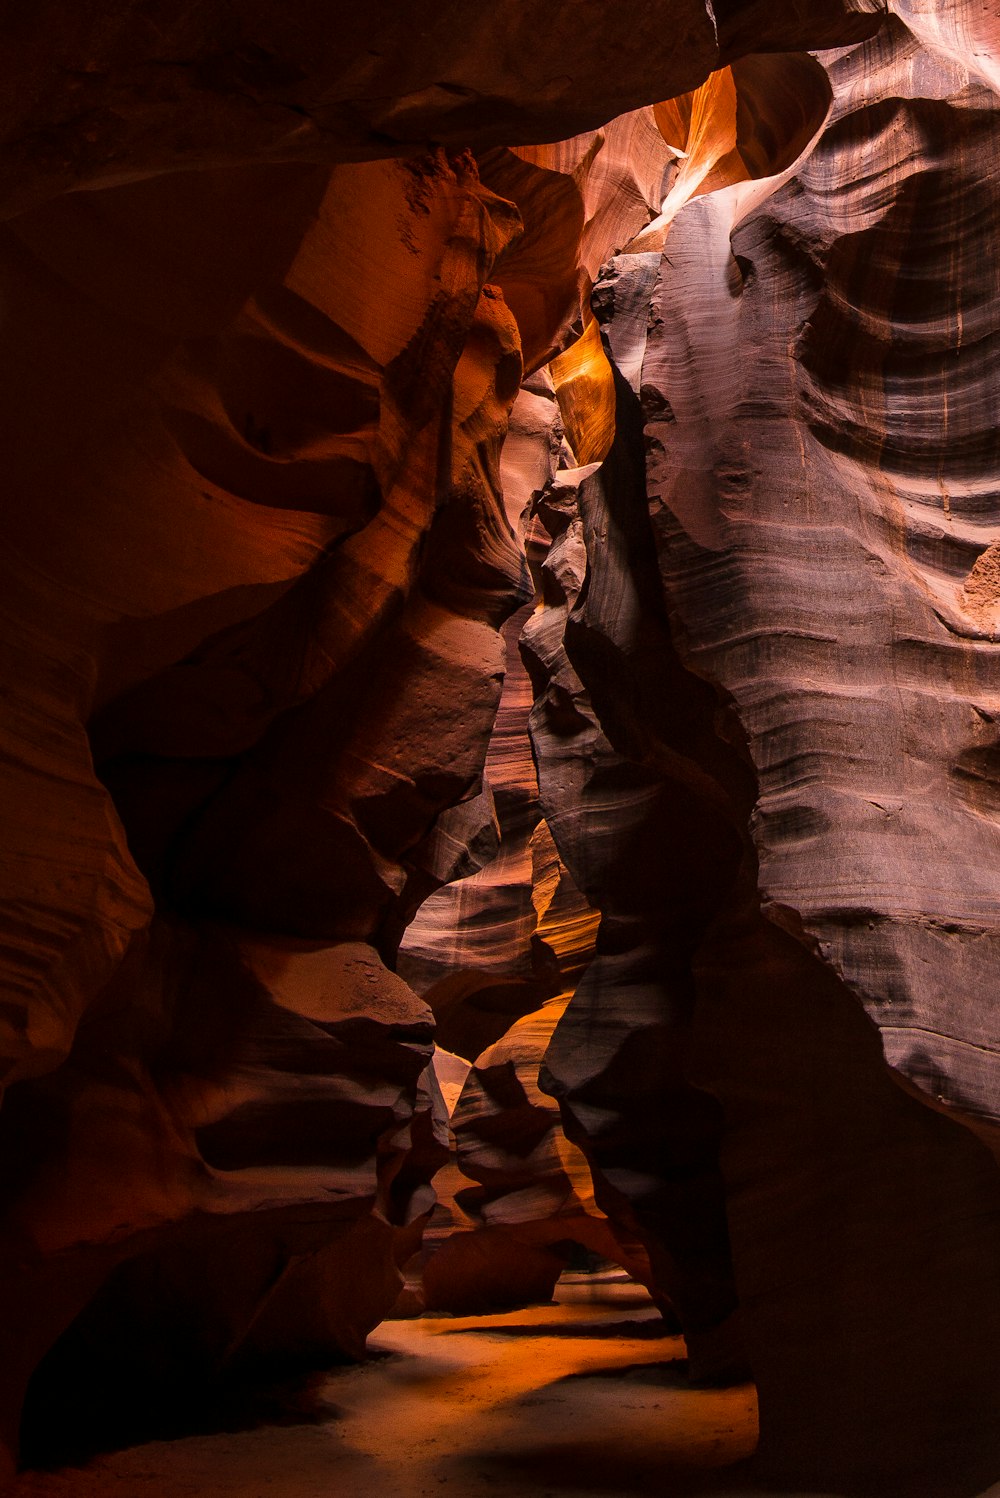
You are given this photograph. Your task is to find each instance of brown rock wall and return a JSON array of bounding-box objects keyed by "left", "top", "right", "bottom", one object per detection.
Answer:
[
  {"left": 0, "top": 144, "right": 524, "bottom": 1478},
  {"left": 0, "top": 1, "right": 881, "bottom": 218},
  {"left": 5, "top": 1, "right": 996, "bottom": 1490},
  {"left": 531, "top": 13, "right": 1000, "bottom": 1489},
  {"left": 641, "top": 14, "right": 1000, "bottom": 1132}
]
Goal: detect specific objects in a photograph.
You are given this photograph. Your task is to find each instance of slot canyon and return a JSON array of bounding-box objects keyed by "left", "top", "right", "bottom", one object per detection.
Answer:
[{"left": 4, "top": 1, "right": 1000, "bottom": 1494}]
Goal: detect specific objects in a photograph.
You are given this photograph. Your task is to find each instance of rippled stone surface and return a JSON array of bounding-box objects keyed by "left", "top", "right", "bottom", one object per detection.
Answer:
[
  {"left": 7, "top": 1, "right": 999, "bottom": 1491},
  {"left": 0, "top": 146, "right": 522, "bottom": 1477},
  {"left": 532, "top": 11, "right": 1000, "bottom": 1488}
]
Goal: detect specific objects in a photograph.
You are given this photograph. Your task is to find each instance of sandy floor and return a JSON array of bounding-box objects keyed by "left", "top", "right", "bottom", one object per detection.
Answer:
[{"left": 11, "top": 1280, "right": 998, "bottom": 1498}]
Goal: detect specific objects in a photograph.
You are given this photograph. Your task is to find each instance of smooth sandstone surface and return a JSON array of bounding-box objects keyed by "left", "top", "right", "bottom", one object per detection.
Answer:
[
  {"left": 2, "top": 0, "right": 1000, "bottom": 1493},
  {"left": 528, "top": 8, "right": 1000, "bottom": 1489},
  {"left": 0, "top": 142, "right": 523, "bottom": 1483},
  {"left": 0, "top": 1, "right": 882, "bottom": 217}
]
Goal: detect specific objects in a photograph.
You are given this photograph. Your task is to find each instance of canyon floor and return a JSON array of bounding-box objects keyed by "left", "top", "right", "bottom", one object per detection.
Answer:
[{"left": 9, "top": 1277, "right": 995, "bottom": 1498}]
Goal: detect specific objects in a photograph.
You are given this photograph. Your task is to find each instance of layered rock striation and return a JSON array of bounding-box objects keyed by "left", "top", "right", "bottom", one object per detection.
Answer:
[
  {"left": 530, "top": 9, "right": 1000, "bottom": 1489},
  {"left": 0, "top": 144, "right": 528, "bottom": 1473},
  {"left": 5, "top": 1, "right": 1000, "bottom": 1493}
]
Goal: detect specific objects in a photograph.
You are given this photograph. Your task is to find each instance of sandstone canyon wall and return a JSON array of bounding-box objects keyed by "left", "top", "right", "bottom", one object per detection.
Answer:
[{"left": 3, "top": 2, "right": 1000, "bottom": 1494}]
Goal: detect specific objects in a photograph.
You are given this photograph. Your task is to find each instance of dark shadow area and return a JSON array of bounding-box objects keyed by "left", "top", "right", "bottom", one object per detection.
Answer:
[
  {"left": 438, "top": 1315, "right": 679, "bottom": 1341},
  {"left": 459, "top": 1440, "right": 759, "bottom": 1496},
  {"left": 18, "top": 1366, "right": 347, "bottom": 1471},
  {"left": 549, "top": 1357, "right": 691, "bottom": 1385}
]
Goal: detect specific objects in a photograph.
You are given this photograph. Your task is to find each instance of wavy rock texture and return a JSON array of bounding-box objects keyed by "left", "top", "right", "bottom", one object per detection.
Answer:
[
  {"left": 398, "top": 393, "right": 615, "bottom": 1311},
  {"left": 3, "top": 2, "right": 847, "bottom": 1473},
  {"left": 0, "top": 0, "right": 882, "bottom": 218},
  {"left": 0, "top": 147, "right": 524, "bottom": 1479},
  {"left": 525, "top": 380, "right": 749, "bottom": 1381},
  {"left": 396, "top": 603, "right": 559, "bottom": 1065},
  {"left": 532, "top": 13, "right": 1000, "bottom": 1490},
  {"left": 3, "top": 0, "right": 990, "bottom": 1490},
  {"left": 421, "top": 991, "right": 660, "bottom": 1316},
  {"left": 638, "top": 19, "right": 1000, "bottom": 1149}
]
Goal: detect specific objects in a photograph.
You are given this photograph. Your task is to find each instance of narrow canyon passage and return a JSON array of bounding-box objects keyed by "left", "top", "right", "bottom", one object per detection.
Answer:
[
  {"left": 8, "top": 1278, "right": 1000, "bottom": 1498},
  {"left": 5, "top": 4, "right": 1000, "bottom": 1496},
  {"left": 9, "top": 1277, "right": 758, "bottom": 1498}
]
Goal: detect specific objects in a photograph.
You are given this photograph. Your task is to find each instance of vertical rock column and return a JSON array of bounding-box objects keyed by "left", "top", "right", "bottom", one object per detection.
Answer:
[
  {"left": 0, "top": 149, "right": 529, "bottom": 1473},
  {"left": 537, "top": 24, "right": 1000, "bottom": 1492}
]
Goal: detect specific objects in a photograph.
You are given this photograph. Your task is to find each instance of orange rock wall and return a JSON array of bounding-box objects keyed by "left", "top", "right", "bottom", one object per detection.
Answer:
[
  {"left": 0, "top": 146, "right": 524, "bottom": 1473},
  {"left": 7, "top": 2, "right": 1000, "bottom": 1493},
  {"left": 532, "top": 10, "right": 1000, "bottom": 1489}
]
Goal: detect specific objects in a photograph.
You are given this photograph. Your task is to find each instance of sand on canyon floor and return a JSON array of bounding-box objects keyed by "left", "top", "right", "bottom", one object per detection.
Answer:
[{"left": 10, "top": 1277, "right": 1000, "bottom": 1498}]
